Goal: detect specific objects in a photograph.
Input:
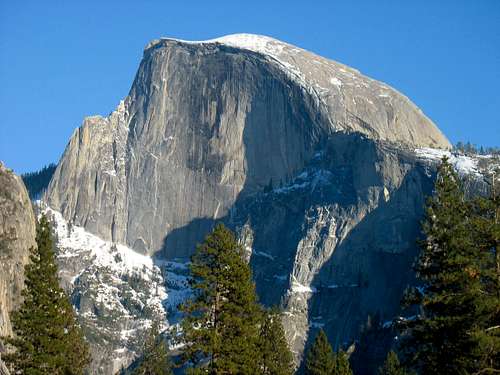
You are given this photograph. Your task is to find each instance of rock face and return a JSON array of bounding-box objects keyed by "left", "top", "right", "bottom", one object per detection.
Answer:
[
  {"left": 0, "top": 163, "right": 36, "bottom": 338},
  {"left": 46, "top": 34, "right": 449, "bottom": 258},
  {"left": 0, "top": 162, "right": 36, "bottom": 375},
  {"left": 44, "top": 34, "right": 456, "bottom": 372}
]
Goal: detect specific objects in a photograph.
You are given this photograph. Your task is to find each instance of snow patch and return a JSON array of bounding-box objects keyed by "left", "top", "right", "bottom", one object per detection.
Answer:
[
  {"left": 273, "top": 169, "right": 333, "bottom": 194},
  {"left": 330, "top": 77, "right": 342, "bottom": 87},
  {"left": 415, "top": 148, "right": 481, "bottom": 176},
  {"left": 43, "top": 206, "right": 168, "bottom": 316},
  {"left": 291, "top": 280, "right": 317, "bottom": 294}
]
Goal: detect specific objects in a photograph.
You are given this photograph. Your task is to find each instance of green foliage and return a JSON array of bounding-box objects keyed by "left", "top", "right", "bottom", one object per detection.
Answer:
[
  {"left": 378, "top": 351, "right": 408, "bottom": 375},
  {"left": 131, "top": 320, "right": 172, "bottom": 375},
  {"left": 21, "top": 163, "right": 57, "bottom": 199},
  {"left": 181, "top": 223, "right": 262, "bottom": 374},
  {"left": 305, "top": 329, "right": 335, "bottom": 375},
  {"left": 258, "top": 307, "right": 294, "bottom": 375},
  {"left": 3, "top": 215, "right": 90, "bottom": 374},
  {"left": 305, "top": 329, "right": 353, "bottom": 375},
  {"left": 333, "top": 349, "right": 352, "bottom": 375},
  {"left": 401, "top": 158, "right": 500, "bottom": 374},
  {"left": 468, "top": 171, "right": 500, "bottom": 373}
]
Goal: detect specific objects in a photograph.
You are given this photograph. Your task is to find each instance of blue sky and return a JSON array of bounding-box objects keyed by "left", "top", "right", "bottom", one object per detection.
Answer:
[{"left": 1, "top": 1, "right": 499, "bottom": 173}]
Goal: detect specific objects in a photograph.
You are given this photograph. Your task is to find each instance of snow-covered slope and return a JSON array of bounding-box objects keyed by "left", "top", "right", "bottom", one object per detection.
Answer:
[{"left": 42, "top": 205, "right": 189, "bottom": 374}]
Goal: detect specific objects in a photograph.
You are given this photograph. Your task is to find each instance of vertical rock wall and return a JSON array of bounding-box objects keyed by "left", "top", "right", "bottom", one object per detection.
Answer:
[{"left": 0, "top": 163, "right": 36, "bottom": 337}]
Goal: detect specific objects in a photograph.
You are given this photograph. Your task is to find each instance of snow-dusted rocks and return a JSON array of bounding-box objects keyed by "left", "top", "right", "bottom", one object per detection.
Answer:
[
  {"left": 42, "top": 205, "right": 179, "bottom": 375},
  {"left": 415, "top": 147, "right": 500, "bottom": 178}
]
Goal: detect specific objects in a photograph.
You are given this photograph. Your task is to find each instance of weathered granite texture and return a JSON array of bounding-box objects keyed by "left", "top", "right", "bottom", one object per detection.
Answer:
[
  {"left": 0, "top": 163, "right": 36, "bottom": 337},
  {"left": 44, "top": 34, "right": 456, "bottom": 372},
  {"left": 231, "top": 137, "right": 435, "bottom": 360},
  {"left": 46, "top": 34, "right": 449, "bottom": 258}
]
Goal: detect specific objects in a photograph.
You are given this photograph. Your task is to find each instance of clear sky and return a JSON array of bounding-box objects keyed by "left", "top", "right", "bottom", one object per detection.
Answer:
[{"left": 1, "top": 1, "right": 499, "bottom": 173}]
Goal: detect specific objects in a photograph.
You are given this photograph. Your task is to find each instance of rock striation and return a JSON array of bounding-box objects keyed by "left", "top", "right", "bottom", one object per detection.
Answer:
[
  {"left": 46, "top": 34, "right": 450, "bottom": 258},
  {"left": 0, "top": 163, "right": 36, "bottom": 338},
  {"left": 0, "top": 163, "right": 36, "bottom": 374},
  {"left": 44, "top": 34, "right": 460, "bottom": 372}
]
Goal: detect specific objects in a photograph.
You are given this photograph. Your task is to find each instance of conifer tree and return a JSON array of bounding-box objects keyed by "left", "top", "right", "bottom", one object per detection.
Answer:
[
  {"left": 181, "top": 223, "right": 262, "bottom": 374},
  {"left": 469, "top": 170, "right": 500, "bottom": 372},
  {"left": 378, "top": 351, "right": 407, "bottom": 375},
  {"left": 4, "top": 215, "right": 90, "bottom": 374},
  {"left": 333, "top": 349, "right": 352, "bottom": 375},
  {"left": 305, "top": 329, "right": 336, "bottom": 375},
  {"left": 400, "top": 158, "right": 488, "bottom": 374},
  {"left": 131, "top": 320, "right": 172, "bottom": 375},
  {"left": 258, "top": 307, "right": 294, "bottom": 375}
]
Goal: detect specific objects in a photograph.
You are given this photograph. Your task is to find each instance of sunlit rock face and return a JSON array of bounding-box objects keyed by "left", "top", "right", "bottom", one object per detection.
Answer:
[
  {"left": 0, "top": 163, "right": 36, "bottom": 339},
  {"left": 44, "top": 34, "right": 468, "bottom": 372},
  {"left": 46, "top": 34, "right": 449, "bottom": 259}
]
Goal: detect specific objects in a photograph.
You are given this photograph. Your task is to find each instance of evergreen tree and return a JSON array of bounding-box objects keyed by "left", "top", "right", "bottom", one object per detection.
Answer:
[
  {"left": 181, "top": 223, "right": 262, "bottom": 374},
  {"left": 258, "top": 307, "right": 294, "bottom": 375},
  {"left": 332, "top": 349, "right": 352, "bottom": 375},
  {"left": 21, "top": 163, "right": 57, "bottom": 199},
  {"left": 305, "top": 329, "right": 336, "bottom": 375},
  {"left": 400, "top": 158, "right": 490, "bottom": 374},
  {"left": 378, "top": 351, "right": 407, "bottom": 375},
  {"left": 468, "top": 171, "right": 500, "bottom": 372},
  {"left": 131, "top": 320, "right": 172, "bottom": 375},
  {"left": 3, "top": 215, "right": 90, "bottom": 374}
]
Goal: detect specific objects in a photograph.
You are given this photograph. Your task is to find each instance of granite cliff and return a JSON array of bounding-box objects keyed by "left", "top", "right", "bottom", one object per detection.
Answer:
[
  {"left": 46, "top": 34, "right": 449, "bottom": 257},
  {"left": 0, "top": 163, "right": 36, "bottom": 373},
  {"left": 0, "top": 163, "right": 36, "bottom": 338},
  {"left": 42, "top": 34, "right": 468, "bottom": 373}
]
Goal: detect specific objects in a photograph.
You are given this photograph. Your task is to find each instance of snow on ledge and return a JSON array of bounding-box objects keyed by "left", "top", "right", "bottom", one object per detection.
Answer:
[
  {"left": 291, "top": 280, "right": 317, "bottom": 294},
  {"left": 415, "top": 148, "right": 481, "bottom": 176},
  {"left": 46, "top": 207, "right": 158, "bottom": 275}
]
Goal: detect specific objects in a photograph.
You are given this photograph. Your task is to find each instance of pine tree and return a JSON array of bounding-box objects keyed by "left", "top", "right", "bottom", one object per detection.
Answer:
[
  {"left": 258, "top": 307, "right": 294, "bottom": 375},
  {"left": 131, "top": 320, "right": 172, "bottom": 375},
  {"left": 378, "top": 351, "right": 407, "bottom": 375},
  {"left": 305, "top": 329, "right": 336, "bottom": 375},
  {"left": 400, "top": 158, "right": 487, "bottom": 374},
  {"left": 333, "top": 349, "right": 352, "bottom": 375},
  {"left": 3, "top": 215, "right": 90, "bottom": 374},
  {"left": 181, "top": 223, "right": 262, "bottom": 374},
  {"left": 468, "top": 170, "right": 500, "bottom": 372}
]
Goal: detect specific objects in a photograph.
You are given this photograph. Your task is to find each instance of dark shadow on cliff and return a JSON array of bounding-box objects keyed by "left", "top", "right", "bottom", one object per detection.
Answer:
[
  {"left": 146, "top": 49, "right": 436, "bottom": 375},
  {"left": 157, "top": 217, "right": 216, "bottom": 261},
  {"left": 299, "top": 159, "right": 435, "bottom": 374},
  {"left": 152, "top": 51, "right": 327, "bottom": 263}
]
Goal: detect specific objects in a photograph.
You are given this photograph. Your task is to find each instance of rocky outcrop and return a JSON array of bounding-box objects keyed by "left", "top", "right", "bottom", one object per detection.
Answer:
[
  {"left": 44, "top": 34, "right": 458, "bottom": 372},
  {"left": 0, "top": 163, "right": 36, "bottom": 375},
  {"left": 0, "top": 163, "right": 36, "bottom": 338},
  {"left": 46, "top": 34, "right": 450, "bottom": 258},
  {"left": 42, "top": 205, "right": 168, "bottom": 375}
]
